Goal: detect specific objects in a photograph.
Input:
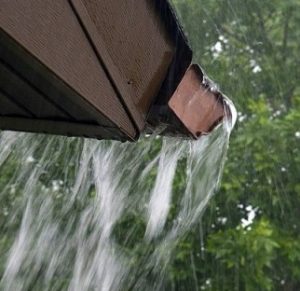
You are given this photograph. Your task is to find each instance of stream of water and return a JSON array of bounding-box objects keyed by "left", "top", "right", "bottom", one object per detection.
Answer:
[{"left": 0, "top": 101, "right": 236, "bottom": 290}]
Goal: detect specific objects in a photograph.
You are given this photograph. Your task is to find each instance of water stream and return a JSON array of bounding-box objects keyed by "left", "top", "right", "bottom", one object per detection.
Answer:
[{"left": 0, "top": 101, "right": 236, "bottom": 290}]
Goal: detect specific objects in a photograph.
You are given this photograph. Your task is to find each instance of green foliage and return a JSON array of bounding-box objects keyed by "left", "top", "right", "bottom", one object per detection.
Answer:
[
  {"left": 167, "top": 0, "right": 300, "bottom": 290},
  {"left": 208, "top": 219, "right": 279, "bottom": 290}
]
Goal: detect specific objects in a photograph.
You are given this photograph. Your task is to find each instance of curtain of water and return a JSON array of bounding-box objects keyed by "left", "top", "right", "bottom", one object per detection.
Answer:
[{"left": 0, "top": 102, "right": 235, "bottom": 291}]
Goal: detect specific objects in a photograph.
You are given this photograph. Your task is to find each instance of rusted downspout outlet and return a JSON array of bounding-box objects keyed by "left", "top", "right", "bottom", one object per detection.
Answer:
[
  {"left": 168, "top": 64, "right": 229, "bottom": 138},
  {"left": 147, "top": 64, "right": 231, "bottom": 139}
]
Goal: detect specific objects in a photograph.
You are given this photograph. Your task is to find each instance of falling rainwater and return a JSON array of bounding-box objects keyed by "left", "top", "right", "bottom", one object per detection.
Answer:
[{"left": 0, "top": 100, "right": 236, "bottom": 290}]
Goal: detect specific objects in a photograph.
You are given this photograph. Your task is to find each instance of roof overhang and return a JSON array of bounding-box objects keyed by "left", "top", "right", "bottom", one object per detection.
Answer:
[{"left": 0, "top": 0, "right": 229, "bottom": 141}]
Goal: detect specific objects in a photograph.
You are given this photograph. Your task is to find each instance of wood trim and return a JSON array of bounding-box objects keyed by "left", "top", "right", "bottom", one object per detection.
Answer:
[
  {"left": 0, "top": 1, "right": 137, "bottom": 140},
  {"left": 0, "top": 23, "right": 135, "bottom": 139},
  {"left": 0, "top": 117, "right": 129, "bottom": 141},
  {"left": 69, "top": 0, "right": 143, "bottom": 133}
]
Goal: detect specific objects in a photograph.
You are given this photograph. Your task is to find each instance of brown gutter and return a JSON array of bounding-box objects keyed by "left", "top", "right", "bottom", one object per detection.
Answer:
[
  {"left": 69, "top": 0, "right": 143, "bottom": 136},
  {"left": 0, "top": 0, "right": 230, "bottom": 141}
]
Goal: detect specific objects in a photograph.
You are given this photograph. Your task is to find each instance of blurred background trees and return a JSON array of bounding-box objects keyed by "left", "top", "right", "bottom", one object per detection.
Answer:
[{"left": 170, "top": 0, "right": 300, "bottom": 289}]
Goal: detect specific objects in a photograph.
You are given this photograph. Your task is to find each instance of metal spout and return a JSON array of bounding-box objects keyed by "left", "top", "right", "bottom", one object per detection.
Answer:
[
  {"left": 168, "top": 65, "right": 228, "bottom": 138},
  {"left": 146, "top": 64, "right": 230, "bottom": 139}
]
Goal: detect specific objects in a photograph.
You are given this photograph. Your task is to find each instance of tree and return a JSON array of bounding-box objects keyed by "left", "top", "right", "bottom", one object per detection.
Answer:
[{"left": 168, "top": 0, "right": 300, "bottom": 289}]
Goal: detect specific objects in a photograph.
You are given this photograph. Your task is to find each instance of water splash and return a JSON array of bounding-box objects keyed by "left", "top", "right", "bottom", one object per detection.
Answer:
[{"left": 0, "top": 106, "right": 235, "bottom": 290}]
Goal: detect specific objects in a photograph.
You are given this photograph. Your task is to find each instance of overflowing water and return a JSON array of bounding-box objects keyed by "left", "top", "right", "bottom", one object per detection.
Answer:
[{"left": 0, "top": 101, "right": 236, "bottom": 290}]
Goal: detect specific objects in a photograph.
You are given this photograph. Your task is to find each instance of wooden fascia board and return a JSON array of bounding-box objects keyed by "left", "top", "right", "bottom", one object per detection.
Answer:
[
  {"left": 69, "top": 0, "right": 143, "bottom": 134},
  {"left": 0, "top": 116, "right": 128, "bottom": 141}
]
